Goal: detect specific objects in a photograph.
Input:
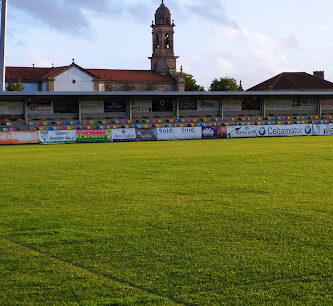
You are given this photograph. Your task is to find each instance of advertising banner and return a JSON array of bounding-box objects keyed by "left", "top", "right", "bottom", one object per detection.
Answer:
[
  {"left": 112, "top": 128, "right": 136, "bottom": 142},
  {"left": 104, "top": 100, "right": 127, "bottom": 113},
  {"left": 157, "top": 127, "right": 202, "bottom": 140},
  {"left": 227, "top": 126, "right": 258, "bottom": 138},
  {"left": 217, "top": 126, "right": 228, "bottom": 138},
  {"left": 136, "top": 128, "right": 157, "bottom": 141},
  {"left": 0, "top": 131, "right": 39, "bottom": 145},
  {"left": 53, "top": 101, "right": 78, "bottom": 114},
  {"left": 179, "top": 101, "right": 197, "bottom": 111},
  {"left": 257, "top": 124, "right": 313, "bottom": 137},
  {"left": 80, "top": 101, "right": 104, "bottom": 114},
  {"left": 27, "top": 102, "right": 53, "bottom": 115},
  {"left": 265, "top": 99, "right": 317, "bottom": 111},
  {"left": 39, "top": 130, "right": 77, "bottom": 144},
  {"left": 76, "top": 129, "right": 112, "bottom": 143},
  {"left": 223, "top": 101, "right": 242, "bottom": 111},
  {"left": 242, "top": 99, "right": 261, "bottom": 110},
  {"left": 320, "top": 100, "right": 333, "bottom": 111},
  {"left": 198, "top": 100, "right": 219, "bottom": 112},
  {"left": 312, "top": 124, "right": 333, "bottom": 136},
  {"left": 0, "top": 102, "right": 24, "bottom": 115},
  {"left": 202, "top": 127, "right": 218, "bottom": 139},
  {"left": 152, "top": 99, "right": 173, "bottom": 112},
  {"left": 132, "top": 101, "right": 152, "bottom": 113}
]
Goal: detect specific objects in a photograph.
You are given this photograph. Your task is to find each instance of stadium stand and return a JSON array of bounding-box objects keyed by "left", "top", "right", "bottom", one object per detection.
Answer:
[{"left": 1, "top": 113, "right": 332, "bottom": 132}]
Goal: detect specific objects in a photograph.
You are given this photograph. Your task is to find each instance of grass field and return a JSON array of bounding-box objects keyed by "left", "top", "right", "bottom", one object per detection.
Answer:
[{"left": 0, "top": 137, "right": 332, "bottom": 305}]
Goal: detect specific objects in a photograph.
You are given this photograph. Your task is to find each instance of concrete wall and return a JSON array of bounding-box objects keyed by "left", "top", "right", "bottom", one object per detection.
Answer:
[
  {"left": 54, "top": 67, "right": 95, "bottom": 92},
  {"left": 102, "top": 82, "right": 178, "bottom": 92}
]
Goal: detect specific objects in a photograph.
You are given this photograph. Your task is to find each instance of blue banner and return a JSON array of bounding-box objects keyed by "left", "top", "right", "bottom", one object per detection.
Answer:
[{"left": 202, "top": 127, "right": 218, "bottom": 139}]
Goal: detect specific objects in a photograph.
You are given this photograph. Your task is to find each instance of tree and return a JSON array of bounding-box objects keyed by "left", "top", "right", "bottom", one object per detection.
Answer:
[
  {"left": 6, "top": 79, "right": 25, "bottom": 91},
  {"left": 209, "top": 77, "right": 239, "bottom": 91},
  {"left": 177, "top": 72, "right": 205, "bottom": 91}
]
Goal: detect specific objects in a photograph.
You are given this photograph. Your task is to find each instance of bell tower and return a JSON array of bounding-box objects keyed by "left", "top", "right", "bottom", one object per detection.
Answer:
[{"left": 149, "top": 0, "right": 179, "bottom": 76}]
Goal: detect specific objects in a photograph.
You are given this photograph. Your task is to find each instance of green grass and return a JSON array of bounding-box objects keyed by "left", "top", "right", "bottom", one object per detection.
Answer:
[{"left": 0, "top": 137, "right": 332, "bottom": 305}]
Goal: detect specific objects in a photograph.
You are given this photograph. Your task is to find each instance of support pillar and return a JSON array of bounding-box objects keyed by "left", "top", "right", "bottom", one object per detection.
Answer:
[
  {"left": 176, "top": 99, "right": 179, "bottom": 119},
  {"left": 78, "top": 101, "right": 82, "bottom": 124},
  {"left": 129, "top": 101, "right": 132, "bottom": 120},
  {"left": 0, "top": 0, "right": 8, "bottom": 92},
  {"left": 24, "top": 101, "right": 28, "bottom": 125}
]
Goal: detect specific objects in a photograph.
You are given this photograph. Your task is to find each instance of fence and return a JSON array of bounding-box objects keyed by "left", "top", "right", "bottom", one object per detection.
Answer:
[{"left": 0, "top": 124, "right": 332, "bottom": 145}]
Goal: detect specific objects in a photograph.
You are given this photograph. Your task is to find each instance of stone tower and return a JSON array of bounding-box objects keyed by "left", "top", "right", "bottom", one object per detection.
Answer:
[{"left": 149, "top": 0, "right": 179, "bottom": 76}]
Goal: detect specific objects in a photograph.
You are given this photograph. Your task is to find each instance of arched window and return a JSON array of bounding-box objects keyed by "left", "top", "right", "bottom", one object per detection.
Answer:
[
  {"left": 166, "top": 17, "right": 170, "bottom": 25},
  {"left": 165, "top": 33, "right": 170, "bottom": 49},
  {"left": 155, "top": 34, "right": 160, "bottom": 48}
]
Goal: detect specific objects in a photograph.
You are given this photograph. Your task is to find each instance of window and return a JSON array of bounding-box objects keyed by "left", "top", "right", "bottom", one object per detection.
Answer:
[
  {"left": 72, "top": 80, "right": 76, "bottom": 84},
  {"left": 165, "top": 34, "right": 170, "bottom": 49},
  {"left": 155, "top": 34, "right": 160, "bottom": 48}
]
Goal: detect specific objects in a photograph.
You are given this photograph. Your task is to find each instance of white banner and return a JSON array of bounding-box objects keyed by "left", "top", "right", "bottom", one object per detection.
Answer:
[
  {"left": 132, "top": 101, "right": 152, "bottom": 113},
  {"left": 80, "top": 101, "right": 104, "bottom": 114},
  {"left": 257, "top": 124, "right": 313, "bottom": 137},
  {"left": 312, "top": 124, "right": 333, "bottom": 136},
  {"left": 27, "top": 102, "right": 53, "bottom": 115},
  {"left": 223, "top": 101, "right": 242, "bottom": 111},
  {"left": 157, "top": 127, "right": 202, "bottom": 140},
  {"left": 39, "top": 130, "right": 77, "bottom": 144},
  {"left": 265, "top": 99, "right": 317, "bottom": 111},
  {"left": 227, "top": 126, "right": 258, "bottom": 138},
  {"left": 112, "top": 128, "right": 136, "bottom": 142},
  {"left": 0, "top": 102, "right": 24, "bottom": 115},
  {"left": 320, "top": 100, "right": 333, "bottom": 111},
  {"left": 0, "top": 131, "right": 39, "bottom": 145},
  {"left": 198, "top": 100, "right": 219, "bottom": 112}
]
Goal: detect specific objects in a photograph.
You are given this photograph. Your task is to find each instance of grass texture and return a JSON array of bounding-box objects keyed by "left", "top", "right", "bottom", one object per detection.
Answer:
[{"left": 0, "top": 137, "right": 332, "bottom": 305}]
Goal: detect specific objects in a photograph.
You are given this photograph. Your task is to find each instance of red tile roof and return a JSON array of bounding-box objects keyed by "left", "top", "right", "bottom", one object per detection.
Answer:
[
  {"left": 6, "top": 67, "right": 53, "bottom": 81},
  {"left": 5, "top": 66, "right": 176, "bottom": 83},
  {"left": 248, "top": 72, "right": 333, "bottom": 91}
]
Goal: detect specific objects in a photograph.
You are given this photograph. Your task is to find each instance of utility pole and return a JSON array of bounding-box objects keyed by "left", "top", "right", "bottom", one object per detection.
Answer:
[{"left": 0, "top": 0, "right": 7, "bottom": 92}]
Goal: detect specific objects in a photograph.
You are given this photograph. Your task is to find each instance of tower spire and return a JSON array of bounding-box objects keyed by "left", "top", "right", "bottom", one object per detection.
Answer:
[{"left": 149, "top": 0, "right": 179, "bottom": 75}]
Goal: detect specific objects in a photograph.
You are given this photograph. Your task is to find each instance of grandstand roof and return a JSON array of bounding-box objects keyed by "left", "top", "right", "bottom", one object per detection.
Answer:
[
  {"left": 247, "top": 72, "right": 333, "bottom": 91},
  {"left": 1, "top": 91, "right": 333, "bottom": 100}
]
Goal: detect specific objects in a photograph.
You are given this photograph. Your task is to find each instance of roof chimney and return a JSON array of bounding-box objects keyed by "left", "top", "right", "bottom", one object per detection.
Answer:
[{"left": 313, "top": 71, "right": 324, "bottom": 80}]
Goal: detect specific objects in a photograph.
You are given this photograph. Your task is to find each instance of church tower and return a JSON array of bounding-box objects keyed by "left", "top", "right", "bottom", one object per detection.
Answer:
[{"left": 149, "top": 0, "right": 179, "bottom": 76}]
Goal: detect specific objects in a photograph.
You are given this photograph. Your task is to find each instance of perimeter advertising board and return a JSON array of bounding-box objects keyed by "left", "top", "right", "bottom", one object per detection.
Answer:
[
  {"left": 0, "top": 131, "right": 39, "bottom": 145},
  {"left": 39, "top": 131, "right": 77, "bottom": 144},
  {"left": 157, "top": 127, "right": 202, "bottom": 140},
  {"left": 136, "top": 129, "right": 157, "bottom": 141},
  {"left": 257, "top": 124, "right": 313, "bottom": 137},
  {"left": 313, "top": 124, "right": 333, "bottom": 136},
  {"left": 202, "top": 127, "right": 218, "bottom": 139},
  {"left": 76, "top": 129, "right": 112, "bottom": 143},
  {"left": 227, "top": 126, "right": 258, "bottom": 138},
  {"left": 112, "top": 128, "right": 136, "bottom": 142}
]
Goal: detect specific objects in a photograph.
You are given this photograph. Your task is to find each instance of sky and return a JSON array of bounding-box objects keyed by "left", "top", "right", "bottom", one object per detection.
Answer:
[{"left": 4, "top": 0, "right": 333, "bottom": 89}]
